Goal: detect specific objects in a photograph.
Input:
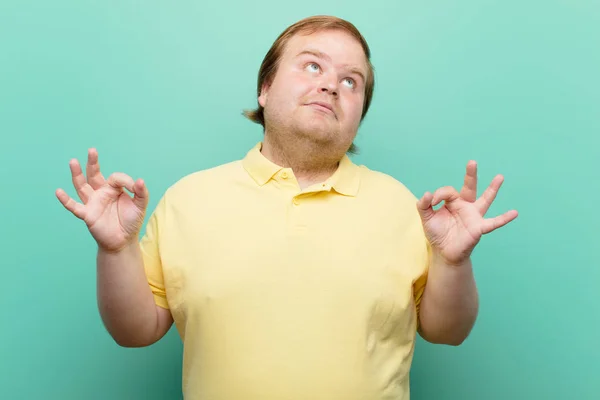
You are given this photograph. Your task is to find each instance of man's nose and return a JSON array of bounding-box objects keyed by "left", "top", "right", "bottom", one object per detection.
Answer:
[{"left": 318, "top": 76, "right": 338, "bottom": 96}]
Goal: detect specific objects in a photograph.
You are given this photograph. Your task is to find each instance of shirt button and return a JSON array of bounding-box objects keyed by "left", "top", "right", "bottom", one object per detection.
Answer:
[
  {"left": 293, "top": 198, "right": 299, "bottom": 205},
  {"left": 281, "top": 171, "right": 289, "bottom": 179}
]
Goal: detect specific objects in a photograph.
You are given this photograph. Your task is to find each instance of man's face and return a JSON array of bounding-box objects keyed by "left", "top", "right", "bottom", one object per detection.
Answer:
[{"left": 259, "top": 29, "right": 368, "bottom": 152}]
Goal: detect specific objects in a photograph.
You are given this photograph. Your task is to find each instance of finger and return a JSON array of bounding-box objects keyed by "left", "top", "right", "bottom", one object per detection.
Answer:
[
  {"left": 459, "top": 160, "right": 477, "bottom": 202},
  {"left": 55, "top": 188, "right": 86, "bottom": 220},
  {"left": 69, "top": 159, "right": 94, "bottom": 203},
  {"left": 107, "top": 172, "right": 135, "bottom": 193},
  {"left": 475, "top": 174, "right": 504, "bottom": 215},
  {"left": 86, "top": 148, "right": 106, "bottom": 190},
  {"left": 416, "top": 191, "right": 435, "bottom": 222},
  {"left": 132, "top": 179, "right": 149, "bottom": 211},
  {"left": 431, "top": 186, "right": 460, "bottom": 207},
  {"left": 481, "top": 209, "right": 518, "bottom": 234}
]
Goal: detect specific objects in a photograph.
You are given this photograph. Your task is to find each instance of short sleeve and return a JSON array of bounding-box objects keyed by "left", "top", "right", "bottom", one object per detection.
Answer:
[
  {"left": 139, "top": 194, "right": 170, "bottom": 310},
  {"left": 409, "top": 200, "right": 432, "bottom": 329},
  {"left": 413, "top": 238, "right": 431, "bottom": 327}
]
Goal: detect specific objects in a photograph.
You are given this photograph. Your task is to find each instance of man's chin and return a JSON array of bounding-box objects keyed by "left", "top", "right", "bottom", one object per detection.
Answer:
[
  {"left": 294, "top": 116, "right": 335, "bottom": 133},
  {"left": 296, "top": 126, "right": 337, "bottom": 144}
]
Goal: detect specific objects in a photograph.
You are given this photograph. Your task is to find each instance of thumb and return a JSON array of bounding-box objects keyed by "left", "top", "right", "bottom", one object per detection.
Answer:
[
  {"left": 132, "top": 179, "right": 149, "bottom": 212},
  {"left": 417, "top": 192, "right": 435, "bottom": 223}
]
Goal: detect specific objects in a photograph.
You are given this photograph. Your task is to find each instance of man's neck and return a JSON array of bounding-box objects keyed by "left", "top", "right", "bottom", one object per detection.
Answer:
[{"left": 261, "top": 132, "right": 340, "bottom": 189}]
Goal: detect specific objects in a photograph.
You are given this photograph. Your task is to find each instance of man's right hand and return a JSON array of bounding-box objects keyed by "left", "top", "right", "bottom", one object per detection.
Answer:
[{"left": 56, "top": 148, "right": 149, "bottom": 253}]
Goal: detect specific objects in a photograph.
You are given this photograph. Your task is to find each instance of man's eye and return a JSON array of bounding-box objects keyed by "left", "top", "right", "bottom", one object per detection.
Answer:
[
  {"left": 343, "top": 78, "right": 355, "bottom": 88},
  {"left": 306, "top": 63, "right": 320, "bottom": 72}
]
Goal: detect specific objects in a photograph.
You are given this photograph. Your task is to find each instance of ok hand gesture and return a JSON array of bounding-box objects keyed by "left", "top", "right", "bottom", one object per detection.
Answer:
[{"left": 55, "top": 148, "right": 149, "bottom": 252}]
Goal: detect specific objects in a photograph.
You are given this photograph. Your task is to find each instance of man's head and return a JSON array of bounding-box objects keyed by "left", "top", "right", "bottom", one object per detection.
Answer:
[{"left": 244, "top": 16, "right": 375, "bottom": 155}]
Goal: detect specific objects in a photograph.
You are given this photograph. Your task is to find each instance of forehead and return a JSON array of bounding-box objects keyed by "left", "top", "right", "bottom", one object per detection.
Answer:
[{"left": 282, "top": 29, "right": 368, "bottom": 70}]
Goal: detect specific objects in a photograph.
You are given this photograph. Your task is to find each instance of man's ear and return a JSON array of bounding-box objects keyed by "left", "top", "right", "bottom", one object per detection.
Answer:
[{"left": 258, "top": 81, "right": 270, "bottom": 107}]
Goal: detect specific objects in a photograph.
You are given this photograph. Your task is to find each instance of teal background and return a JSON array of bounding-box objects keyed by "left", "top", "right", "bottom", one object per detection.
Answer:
[{"left": 1, "top": 1, "right": 598, "bottom": 399}]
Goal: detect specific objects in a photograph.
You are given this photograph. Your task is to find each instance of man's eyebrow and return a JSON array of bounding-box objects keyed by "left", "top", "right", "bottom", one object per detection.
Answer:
[
  {"left": 296, "top": 48, "right": 366, "bottom": 83},
  {"left": 296, "top": 49, "right": 331, "bottom": 62}
]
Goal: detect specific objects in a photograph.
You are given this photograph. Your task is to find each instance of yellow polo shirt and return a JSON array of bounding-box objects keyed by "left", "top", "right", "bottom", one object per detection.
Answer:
[{"left": 140, "top": 142, "right": 431, "bottom": 400}]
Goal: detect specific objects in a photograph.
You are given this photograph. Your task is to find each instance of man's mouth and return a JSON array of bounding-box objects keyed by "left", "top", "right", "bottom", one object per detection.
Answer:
[{"left": 307, "top": 101, "right": 335, "bottom": 116}]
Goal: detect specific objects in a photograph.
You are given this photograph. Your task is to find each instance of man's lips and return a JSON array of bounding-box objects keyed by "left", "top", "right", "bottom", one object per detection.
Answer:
[{"left": 307, "top": 101, "right": 335, "bottom": 115}]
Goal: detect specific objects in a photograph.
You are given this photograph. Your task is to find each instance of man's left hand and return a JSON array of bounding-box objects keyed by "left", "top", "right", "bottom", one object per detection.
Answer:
[{"left": 416, "top": 161, "right": 518, "bottom": 266}]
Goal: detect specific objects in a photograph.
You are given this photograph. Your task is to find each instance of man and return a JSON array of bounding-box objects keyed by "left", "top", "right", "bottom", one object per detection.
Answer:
[{"left": 55, "top": 15, "right": 518, "bottom": 400}]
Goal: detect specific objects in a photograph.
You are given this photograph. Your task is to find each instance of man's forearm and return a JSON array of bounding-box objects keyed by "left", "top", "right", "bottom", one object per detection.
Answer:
[
  {"left": 417, "top": 252, "right": 479, "bottom": 345},
  {"left": 97, "top": 241, "right": 160, "bottom": 347}
]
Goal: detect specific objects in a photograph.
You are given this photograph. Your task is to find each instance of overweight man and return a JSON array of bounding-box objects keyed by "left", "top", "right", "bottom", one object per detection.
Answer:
[{"left": 56, "top": 15, "right": 518, "bottom": 400}]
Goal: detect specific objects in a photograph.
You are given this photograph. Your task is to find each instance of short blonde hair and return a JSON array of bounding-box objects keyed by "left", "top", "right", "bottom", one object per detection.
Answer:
[{"left": 243, "top": 15, "right": 375, "bottom": 154}]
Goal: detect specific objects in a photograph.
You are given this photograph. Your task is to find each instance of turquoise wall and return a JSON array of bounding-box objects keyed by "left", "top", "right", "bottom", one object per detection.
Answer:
[{"left": 1, "top": 1, "right": 598, "bottom": 399}]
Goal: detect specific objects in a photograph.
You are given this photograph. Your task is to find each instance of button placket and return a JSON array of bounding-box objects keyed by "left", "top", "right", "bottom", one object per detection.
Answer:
[{"left": 288, "top": 194, "right": 307, "bottom": 234}]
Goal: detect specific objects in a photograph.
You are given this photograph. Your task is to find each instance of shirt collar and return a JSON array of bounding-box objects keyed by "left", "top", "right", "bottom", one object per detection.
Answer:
[{"left": 242, "top": 142, "right": 361, "bottom": 197}]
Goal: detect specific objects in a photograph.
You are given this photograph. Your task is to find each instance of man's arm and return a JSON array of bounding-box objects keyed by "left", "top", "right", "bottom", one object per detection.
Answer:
[
  {"left": 97, "top": 241, "right": 173, "bottom": 347},
  {"left": 56, "top": 149, "right": 173, "bottom": 348},
  {"left": 414, "top": 160, "right": 517, "bottom": 346},
  {"left": 417, "top": 253, "right": 479, "bottom": 346}
]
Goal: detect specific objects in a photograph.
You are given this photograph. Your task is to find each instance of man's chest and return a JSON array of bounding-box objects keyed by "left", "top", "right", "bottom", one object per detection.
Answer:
[{"left": 160, "top": 196, "right": 424, "bottom": 332}]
